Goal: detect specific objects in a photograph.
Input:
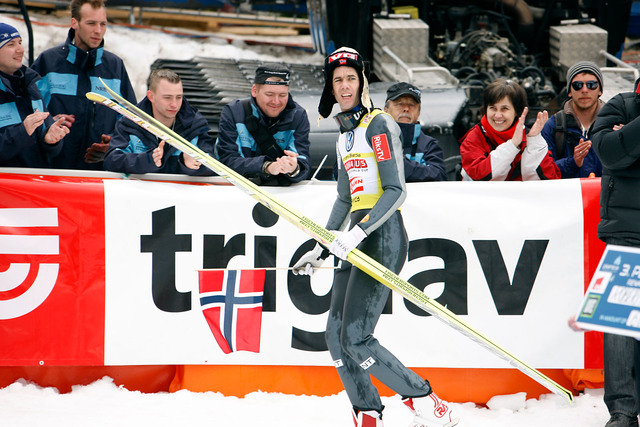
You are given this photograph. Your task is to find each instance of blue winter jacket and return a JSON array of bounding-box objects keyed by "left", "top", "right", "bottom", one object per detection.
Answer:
[
  {"left": 398, "top": 122, "right": 447, "bottom": 182},
  {"left": 0, "top": 66, "right": 62, "bottom": 168},
  {"left": 215, "top": 95, "right": 311, "bottom": 184},
  {"left": 32, "top": 28, "right": 136, "bottom": 170},
  {"left": 541, "top": 107, "right": 602, "bottom": 178},
  {"left": 104, "top": 96, "right": 215, "bottom": 175}
]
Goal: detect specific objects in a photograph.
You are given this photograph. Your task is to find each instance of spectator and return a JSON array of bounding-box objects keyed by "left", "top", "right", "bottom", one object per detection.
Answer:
[
  {"left": 541, "top": 61, "right": 603, "bottom": 178},
  {"left": 32, "top": 0, "right": 136, "bottom": 170},
  {"left": 292, "top": 47, "right": 458, "bottom": 427},
  {"left": 104, "top": 69, "right": 213, "bottom": 175},
  {"left": 591, "top": 77, "right": 640, "bottom": 427},
  {"left": 384, "top": 82, "right": 447, "bottom": 182},
  {"left": 0, "top": 24, "right": 68, "bottom": 168},
  {"left": 215, "top": 63, "right": 310, "bottom": 185},
  {"left": 460, "top": 78, "right": 560, "bottom": 181}
]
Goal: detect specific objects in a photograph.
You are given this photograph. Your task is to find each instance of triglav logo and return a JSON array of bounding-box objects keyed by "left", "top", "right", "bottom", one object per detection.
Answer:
[{"left": 0, "top": 208, "right": 59, "bottom": 319}]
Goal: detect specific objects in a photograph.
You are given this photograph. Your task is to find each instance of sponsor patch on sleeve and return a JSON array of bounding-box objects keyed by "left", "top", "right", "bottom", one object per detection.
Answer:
[{"left": 372, "top": 134, "right": 391, "bottom": 161}]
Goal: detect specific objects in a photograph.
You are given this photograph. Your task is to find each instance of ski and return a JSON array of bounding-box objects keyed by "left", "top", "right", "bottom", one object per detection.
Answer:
[{"left": 86, "top": 81, "right": 574, "bottom": 402}]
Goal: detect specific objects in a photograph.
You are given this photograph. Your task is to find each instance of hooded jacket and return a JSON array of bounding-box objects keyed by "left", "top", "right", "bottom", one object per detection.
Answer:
[
  {"left": 591, "top": 79, "right": 640, "bottom": 242},
  {"left": 215, "top": 95, "right": 311, "bottom": 185},
  {"left": 0, "top": 66, "right": 62, "bottom": 167},
  {"left": 104, "top": 96, "right": 214, "bottom": 175},
  {"left": 32, "top": 28, "right": 136, "bottom": 170}
]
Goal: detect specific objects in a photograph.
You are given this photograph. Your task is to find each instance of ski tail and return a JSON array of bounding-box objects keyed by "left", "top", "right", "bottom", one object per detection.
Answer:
[{"left": 86, "top": 82, "right": 574, "bottom": 402}]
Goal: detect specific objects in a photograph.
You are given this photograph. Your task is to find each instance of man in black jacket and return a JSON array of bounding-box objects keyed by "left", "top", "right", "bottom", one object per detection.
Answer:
[
  {"left": 591, "top": 78, "right": 640, "bottom": 427},
  {"left": 384, "top": 82, "right": 447, "bottom": 182},
  {"left": 104, "top": 69, "right": 213, "bottom": 175}
]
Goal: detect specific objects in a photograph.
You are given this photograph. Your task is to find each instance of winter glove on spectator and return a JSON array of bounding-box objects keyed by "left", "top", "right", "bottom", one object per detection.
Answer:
[{"left": 85, "top": 134, "right": 110, "bottom": 163}]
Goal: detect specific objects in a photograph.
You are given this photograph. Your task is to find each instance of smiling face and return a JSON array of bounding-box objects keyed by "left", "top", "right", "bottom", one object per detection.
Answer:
[
  {"left": 0, "top": 37, "right": 24, "bottom": 75},
  {"left": 331, "top": 66, "right": 360, "bottom": 112},
  {"left": 71, "top": 3, "right": 107, "bottom": 51},
  {"left": 251, "top": 81, "right": 289, "bottom": 118},
  {"left": 486, "top": 96, "right": 516, "bottom": 132}
]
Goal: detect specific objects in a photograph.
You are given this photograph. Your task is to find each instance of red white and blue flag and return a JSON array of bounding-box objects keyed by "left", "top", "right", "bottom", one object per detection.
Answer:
[{"left": 197, "top": 269, "right": 265, "bottom": 354}]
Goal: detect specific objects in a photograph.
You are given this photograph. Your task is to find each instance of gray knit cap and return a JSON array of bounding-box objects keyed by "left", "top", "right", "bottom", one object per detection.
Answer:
[{"left": 566, "top": 61, "right": 603, "bottom": 93}]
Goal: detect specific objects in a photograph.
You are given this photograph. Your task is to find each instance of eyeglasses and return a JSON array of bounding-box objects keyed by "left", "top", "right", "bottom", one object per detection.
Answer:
[{"left": 571, "top": 80, "right": 599, "bottom": 91}]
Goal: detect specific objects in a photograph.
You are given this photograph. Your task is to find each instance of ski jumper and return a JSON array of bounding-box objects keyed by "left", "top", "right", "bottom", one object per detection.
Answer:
[{"left": 324, "top": 108, "right": 432, "bottom": 413}]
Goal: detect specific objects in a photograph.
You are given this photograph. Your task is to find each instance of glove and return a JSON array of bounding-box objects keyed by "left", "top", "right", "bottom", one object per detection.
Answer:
[
  {"left": 329, "top": 225, "right": 367, "bottom": 260},
  {"left": 292, "top": 244, "right": 328, "bottom": 276},
  {"left": 84, "top": 134, "right": 110, "bottom": 163}
]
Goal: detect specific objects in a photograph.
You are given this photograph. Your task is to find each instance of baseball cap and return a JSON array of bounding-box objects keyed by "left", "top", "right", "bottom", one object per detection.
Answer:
[{"left": 386, "top": 82, "right": 421, "bottom": 104}]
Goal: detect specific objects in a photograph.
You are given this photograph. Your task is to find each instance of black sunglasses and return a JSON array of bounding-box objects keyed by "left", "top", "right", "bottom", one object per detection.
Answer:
[{"left": 571, "top": 80, "right": 599, "bottom": 91}]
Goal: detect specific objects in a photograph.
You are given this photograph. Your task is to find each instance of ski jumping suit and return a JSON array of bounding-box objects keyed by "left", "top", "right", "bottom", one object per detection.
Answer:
[{"left": 324, "top": 108, "right": 432, "bottom": 413}]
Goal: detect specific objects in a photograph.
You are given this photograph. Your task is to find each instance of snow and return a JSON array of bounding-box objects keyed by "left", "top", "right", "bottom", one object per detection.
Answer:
[{"left": 0, "top": 9, "right": 616, "bottom": 427}]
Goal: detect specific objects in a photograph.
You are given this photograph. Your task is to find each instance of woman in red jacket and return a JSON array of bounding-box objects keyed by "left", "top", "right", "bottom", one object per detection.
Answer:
[{"left": 460, "top": 79, "right": 560, "bottom": 181}]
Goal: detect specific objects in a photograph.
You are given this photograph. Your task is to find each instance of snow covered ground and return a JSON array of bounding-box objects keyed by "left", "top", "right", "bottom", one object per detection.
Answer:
[
  {"left": 0, "top": 377, "right": 611, "bottom": 426},
  {"left": 0, "top": 9, "right": 617, "bottom": 427}
]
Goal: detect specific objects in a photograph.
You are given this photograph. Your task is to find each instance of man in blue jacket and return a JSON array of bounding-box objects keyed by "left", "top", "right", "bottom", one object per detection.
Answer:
[
  {"left": 32, "top": 0, "right": 136, "bottom": 171},
  {"left": 104, "top": 69, "right": 214, "bottom": 175},
  {"left": 383, "top": 82, "right": 447, "bottom": 182},
  {"left": 541, "top": 61, "right": 603, "bottom": 178},
  {"left": 215, "top": 63, "right": 311, "bottom": 185},
  {"left": 0, "top": 23, "right": 68, "bottom": 168}
]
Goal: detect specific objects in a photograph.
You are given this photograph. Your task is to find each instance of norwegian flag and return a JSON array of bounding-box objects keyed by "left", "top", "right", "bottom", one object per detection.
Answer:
[{"left": 198, "top": 269, "right": 265, "bottom": 354}]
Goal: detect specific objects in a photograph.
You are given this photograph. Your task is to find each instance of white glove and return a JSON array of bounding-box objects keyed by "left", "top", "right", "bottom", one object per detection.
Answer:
[
  {"left": 292, "top": 244, "right": 328, "bottom": 276},
  {"left": 329, "top": 225, "right": 367, "bottom": 260}
]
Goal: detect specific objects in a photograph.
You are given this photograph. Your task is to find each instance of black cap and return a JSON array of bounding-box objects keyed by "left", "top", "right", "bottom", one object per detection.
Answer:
[
  {"left": 254, "top": 63, "right": 290, "bottom": 85},
  {"left": 386, "top": 82, "right": 421, "bottom": 104}
]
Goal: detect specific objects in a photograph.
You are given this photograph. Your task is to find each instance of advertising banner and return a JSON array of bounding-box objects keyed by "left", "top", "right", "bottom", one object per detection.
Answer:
[{"left": 0, "top": 173, "right": 602, "bottom": 369}]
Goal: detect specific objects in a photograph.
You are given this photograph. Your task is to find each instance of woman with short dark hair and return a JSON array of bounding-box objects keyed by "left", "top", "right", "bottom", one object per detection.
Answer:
[{"left": 460, "top": 78, "right": 560, "bottom": 181}]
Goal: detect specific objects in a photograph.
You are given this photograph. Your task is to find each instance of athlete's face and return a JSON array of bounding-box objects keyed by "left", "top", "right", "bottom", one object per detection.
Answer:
[
  {"left": 569, "top": 72, "right": 602, "bottom": 112},
  {"left": 486, "top": 96, "right": 516, "bottom": 132},
  {"left": 251, "top": 81, "right": 289, "bottom": 118},
  {"left": 332, "top": 66, "right": 360, "bottom": 112},
  {"left": 148, "top": 79, "right": 183, "bottom": 125},
  {"left": 385, "top": 95, "right": 420, "bottom": 124},
  {"left": 71, "top": 4, "right": 107, "bottom": 51},
  {"left": 0, "top": 38, "right": 24, "bottom": 75}
]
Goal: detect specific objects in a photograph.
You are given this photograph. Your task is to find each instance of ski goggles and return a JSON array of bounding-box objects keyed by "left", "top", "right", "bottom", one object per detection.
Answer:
[{"left": 571, "top": 80, "right": 599, "bottom": 91}]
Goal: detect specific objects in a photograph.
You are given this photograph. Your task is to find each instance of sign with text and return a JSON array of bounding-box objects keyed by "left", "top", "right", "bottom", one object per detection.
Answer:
[{"left": 577, "top": 245, "right": 640, "bottom": 339}]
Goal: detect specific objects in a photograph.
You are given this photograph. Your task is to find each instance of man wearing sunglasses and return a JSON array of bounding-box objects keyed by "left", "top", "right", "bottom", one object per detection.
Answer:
[{"left": 541, "top": 61, "right": 604, "bottom": 178}]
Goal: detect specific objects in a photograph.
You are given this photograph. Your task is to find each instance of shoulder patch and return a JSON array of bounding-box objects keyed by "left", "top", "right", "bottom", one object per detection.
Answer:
[{"left": 372, "top": 133, "right": 391, "bottom": 161}]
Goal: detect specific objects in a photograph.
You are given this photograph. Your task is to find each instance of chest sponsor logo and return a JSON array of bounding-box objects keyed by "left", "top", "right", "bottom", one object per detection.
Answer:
[
  {"left": 345, "top": 131, "right": 355, "bottom": 152},
  {"left": 344, "top": 158, "right": 367, "bottom": 171},
  {"left": 372, "top": 133, "right": 391, "bottom": 161}
]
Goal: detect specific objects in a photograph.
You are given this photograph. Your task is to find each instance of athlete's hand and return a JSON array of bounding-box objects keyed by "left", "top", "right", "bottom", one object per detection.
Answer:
[
  {"left": 292, "top": 244, "right": 327, "bottom": 276},
  {"left": 53, "top": 114, "right": 75, "bottom": 129},
  {"left": 329, "top": 225, "right": 367, "bottom": 260}
]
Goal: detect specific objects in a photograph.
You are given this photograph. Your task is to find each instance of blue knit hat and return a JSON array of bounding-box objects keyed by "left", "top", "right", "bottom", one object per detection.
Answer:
[{"left": 0, "top": 23, "right": 20, "bottom": 50}]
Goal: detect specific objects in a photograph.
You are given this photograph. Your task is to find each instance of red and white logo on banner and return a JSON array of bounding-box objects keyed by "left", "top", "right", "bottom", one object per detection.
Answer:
[
  {"left": 0, "top": 208, "right": 59, "bottom": 319},
  {"left": 198, "top": 269, "right": 265, "bottom": 354}
]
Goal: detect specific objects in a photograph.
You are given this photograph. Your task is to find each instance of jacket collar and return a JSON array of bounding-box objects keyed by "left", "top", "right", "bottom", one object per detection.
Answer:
[{"left": 64, "top": 28, "right": 105, "bottom": 68}]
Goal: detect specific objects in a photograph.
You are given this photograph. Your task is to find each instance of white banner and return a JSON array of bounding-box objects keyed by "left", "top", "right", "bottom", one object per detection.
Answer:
[{"left": 104, "top": 179, "right": 585, "bottom": 368}]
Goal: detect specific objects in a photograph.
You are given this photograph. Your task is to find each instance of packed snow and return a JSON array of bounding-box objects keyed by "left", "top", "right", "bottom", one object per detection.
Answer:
[{"left": 0, "top": 9, "right": 616, "bottom": 427}]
